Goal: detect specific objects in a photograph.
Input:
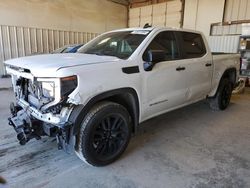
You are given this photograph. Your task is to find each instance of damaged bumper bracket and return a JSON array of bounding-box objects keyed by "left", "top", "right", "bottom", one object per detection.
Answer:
[
  {"left": 9, "top": 99, "right": 74, "bottom": 151},
  {"left": 17, "top": 98, "right": 61, "bottom": 125}
]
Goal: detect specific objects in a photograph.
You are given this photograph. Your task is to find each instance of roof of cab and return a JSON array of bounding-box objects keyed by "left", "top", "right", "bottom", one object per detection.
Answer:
[{"left": 108, "top": 26, "right": 203, "bottom": 35}]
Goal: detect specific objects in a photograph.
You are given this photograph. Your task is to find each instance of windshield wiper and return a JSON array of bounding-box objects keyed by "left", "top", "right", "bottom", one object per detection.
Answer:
[
  {"left": 84, "top": 51, "right": 121, "bottom": 59},
  {"left": 84, "top": 51, "right": 103, "bottom": 55}
]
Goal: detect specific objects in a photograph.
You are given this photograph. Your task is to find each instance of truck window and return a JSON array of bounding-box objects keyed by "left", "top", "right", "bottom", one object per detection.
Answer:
[
  {"left": 143, "top": 31, "right": 180, "bottom": 61},
  {"left": 79, "top": 31, "right": 148, "bottom": 59},
  {"left": 179, "top": 32, "right": 206, "bottom": 58}
]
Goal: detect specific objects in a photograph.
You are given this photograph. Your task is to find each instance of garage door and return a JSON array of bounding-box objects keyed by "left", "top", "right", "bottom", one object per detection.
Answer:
[{"left": 129, "top": 0, "right": 182, "bottom": 28}]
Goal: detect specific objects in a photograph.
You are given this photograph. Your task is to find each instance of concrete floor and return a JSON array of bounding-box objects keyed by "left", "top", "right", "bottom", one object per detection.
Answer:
[{"left": 0, "top": 89, "right": 250, "bottom": 188}]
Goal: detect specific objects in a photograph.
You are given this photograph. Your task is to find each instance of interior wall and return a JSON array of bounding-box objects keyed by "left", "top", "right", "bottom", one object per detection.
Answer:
[
  {"left": 183, "top": 0, "right": 225, "bottom": 36},
  {"left": 129, "top": 0, "right": 182, "bottom": 28},
  {"left": 0, "top": 0, "right": 127, "bottom": 33},
  {"left": 130, "top": 0, "right": 169, "bottom": 8},
  {"left": 224, "top": 0, "right": 250, "bottom": 22}
]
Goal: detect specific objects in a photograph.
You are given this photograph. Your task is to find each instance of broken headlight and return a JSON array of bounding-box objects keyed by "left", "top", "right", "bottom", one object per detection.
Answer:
[
  {"left": 36, "top": 78, "right": 57, "bottom": 99},
  {"left": 41, "top": 82, "right": 55, "bottom": 98},
  {"left": 37, "top": 78, "right": 60, "bottom": 101},
  {"left": 60, "top": 76, "right": 78, "bottom": 98},
  {"left": 36, "top": 76, "right": 77, "bottom": 102}
]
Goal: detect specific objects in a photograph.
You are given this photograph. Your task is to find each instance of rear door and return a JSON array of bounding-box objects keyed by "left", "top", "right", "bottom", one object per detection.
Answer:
[{"left": 175, "top": 31, "right": 213, "bottom": 102}]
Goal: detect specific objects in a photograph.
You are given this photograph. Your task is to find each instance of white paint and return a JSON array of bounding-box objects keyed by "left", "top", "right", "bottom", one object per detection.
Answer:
[{"left": 5, "top": 27, "right": 240, "bottom": 124}]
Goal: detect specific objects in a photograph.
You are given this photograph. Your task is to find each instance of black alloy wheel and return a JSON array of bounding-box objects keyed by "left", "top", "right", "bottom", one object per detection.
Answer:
[
  {"left": 91, "top": 114, "right": 129, "bottom": 161},
  {"left": 209, "top": 78, "right": 232, "bottom": 111},
  {"left": 75, "top": 101, "right": 131, "bottom": 166},
  {"left": 220, "top": 83, "right": 232, "bottom": 109}
]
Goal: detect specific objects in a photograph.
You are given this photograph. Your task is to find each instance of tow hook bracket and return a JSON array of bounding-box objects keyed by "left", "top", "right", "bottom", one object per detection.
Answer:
[
  {"left": 8, "top": 116, "right": 28, "bottom": 145},
  {"left": 56, "top": 123, "right": 73, "bottom": 153}
]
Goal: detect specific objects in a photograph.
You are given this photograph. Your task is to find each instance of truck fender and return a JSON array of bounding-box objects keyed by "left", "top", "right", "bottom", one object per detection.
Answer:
[
  {"left": 68, "top": 88, "right": 140, "bottom": 136},
  {"left": 208, "top": 68, "right": 237, "bottom": 97}
]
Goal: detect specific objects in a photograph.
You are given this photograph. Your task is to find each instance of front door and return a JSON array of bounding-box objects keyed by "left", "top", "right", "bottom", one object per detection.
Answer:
[{"left": 141, "top": 31, "right": 188, "bottom": 121}]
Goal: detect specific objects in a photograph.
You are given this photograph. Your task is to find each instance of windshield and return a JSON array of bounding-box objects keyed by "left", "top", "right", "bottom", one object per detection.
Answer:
[{"left": 78, "top": 31, "right": 149, "bottom": 59}]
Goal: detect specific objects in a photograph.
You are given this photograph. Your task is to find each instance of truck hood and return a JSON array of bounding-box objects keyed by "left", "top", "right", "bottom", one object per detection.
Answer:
[{"left": 4, "top": 53, "right": 120, "bottom": 75}]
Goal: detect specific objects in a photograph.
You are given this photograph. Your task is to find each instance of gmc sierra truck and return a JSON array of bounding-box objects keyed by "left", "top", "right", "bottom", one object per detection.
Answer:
[{"left": 4, "top": 27, "right": 240, "bottom": 166}]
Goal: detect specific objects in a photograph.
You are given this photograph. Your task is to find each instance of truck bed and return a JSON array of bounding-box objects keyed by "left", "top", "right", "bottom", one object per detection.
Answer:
[
  {"left": 212, "top": 53, "right": 240, "bottom": 62},
  {"left": 212, "top": 52, "right": 239, "bottom": 55}
]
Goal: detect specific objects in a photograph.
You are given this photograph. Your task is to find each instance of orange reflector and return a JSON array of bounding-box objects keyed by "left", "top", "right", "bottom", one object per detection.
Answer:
[{"left": 61, "top": 76, "right": 77, "bottom": 81}]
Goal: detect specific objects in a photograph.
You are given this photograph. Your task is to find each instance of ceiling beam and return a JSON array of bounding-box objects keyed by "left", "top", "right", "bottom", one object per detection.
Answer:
[{"left": 107, "top": 0, "right": 130, "bottom": 6}]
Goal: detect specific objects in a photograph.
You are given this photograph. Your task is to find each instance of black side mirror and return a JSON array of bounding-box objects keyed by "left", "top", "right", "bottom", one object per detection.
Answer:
[{"left": 143, "top": 50, "right": 165, "bottom": 71}]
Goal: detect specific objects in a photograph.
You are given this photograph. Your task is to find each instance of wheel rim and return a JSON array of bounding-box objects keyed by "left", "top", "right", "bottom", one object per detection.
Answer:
[
  {"left": 91, "top": 114, "right": 128, "bottom": 160},
  {"left": 221, "top": 84, "right": 231, "bottom": 107}
]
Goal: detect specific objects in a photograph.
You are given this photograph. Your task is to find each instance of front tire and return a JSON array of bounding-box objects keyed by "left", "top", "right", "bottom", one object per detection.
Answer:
[
  {"left": 75, "top": 101, "right": 131, "bottom": 166},
  {"left": 209, "top": 78, "right": 232, "bottom": 110}
]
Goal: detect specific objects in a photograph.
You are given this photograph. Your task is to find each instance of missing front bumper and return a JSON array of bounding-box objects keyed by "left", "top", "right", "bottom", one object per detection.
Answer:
[
  {"left": 17, "top": 98, "right": 62, "bottom": 125},
  {"left": 8, "top": 105, "right": 42, "bottom": 145},
  {"left": 8, "top": 101, "right": 75, "bottom": 152}
]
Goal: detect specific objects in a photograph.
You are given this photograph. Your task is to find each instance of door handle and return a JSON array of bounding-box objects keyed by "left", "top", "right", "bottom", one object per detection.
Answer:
[
  {"left": 176, "top": 66, "right": 186, "bottom": 71},
  {"left": 205, "top": 63, "right": 212, "bottom": 67}
]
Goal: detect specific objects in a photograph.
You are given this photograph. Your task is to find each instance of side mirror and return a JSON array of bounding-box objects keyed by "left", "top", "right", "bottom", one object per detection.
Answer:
[{"left": 143, "top": 50, "right": 165, "bottom": 71}]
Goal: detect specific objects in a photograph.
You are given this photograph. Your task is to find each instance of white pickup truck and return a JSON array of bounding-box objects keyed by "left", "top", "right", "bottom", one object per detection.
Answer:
[{"left": 5, "top": 26, "right": 240, "bottom": 166}]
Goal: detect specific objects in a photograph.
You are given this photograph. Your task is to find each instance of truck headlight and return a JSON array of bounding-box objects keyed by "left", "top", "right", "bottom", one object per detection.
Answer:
[
  {"left": 60, "top": 76, "right": 78, "bottom": 98},
  {"left": 37, "top": 78, "right": 58, "bottom": 99},
  {"left": 37, "top": 76, "right": 77, "bottom": 101}
]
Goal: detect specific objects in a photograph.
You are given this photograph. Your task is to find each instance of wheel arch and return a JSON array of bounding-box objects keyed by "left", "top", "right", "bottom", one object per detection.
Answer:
[
  {"left": 222, "top": 67, "right": 237, "bottom": 86},
  {"left": 68, "top": 87, "right": 140, "bottom": 136},
  {"left": 209, "top": 67, "right": 237, "bottom": 98}
]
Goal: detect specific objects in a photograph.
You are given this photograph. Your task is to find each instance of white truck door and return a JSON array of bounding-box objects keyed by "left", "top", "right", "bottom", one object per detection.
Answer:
[
  {"left": 176, "top": 32, "right": 213, "bottom": 102},
  {"left": 141, "top": 31, "right": 188, "bottom": 120}
]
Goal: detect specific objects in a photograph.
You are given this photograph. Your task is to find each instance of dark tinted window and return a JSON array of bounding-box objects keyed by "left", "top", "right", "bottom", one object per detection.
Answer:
[
  {"left": 180, "top": 32, "right": 206, "bottom": 58},
  {"left": 143, "top": 31, "right": 180, "bottom": 61}
]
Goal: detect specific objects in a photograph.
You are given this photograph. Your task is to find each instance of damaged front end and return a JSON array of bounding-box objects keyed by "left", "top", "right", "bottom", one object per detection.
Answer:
[{"left": 6, "top": 66, "right": 79, "bottom": 152}]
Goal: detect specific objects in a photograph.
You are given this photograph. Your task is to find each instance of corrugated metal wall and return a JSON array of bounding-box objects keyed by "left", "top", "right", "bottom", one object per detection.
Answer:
[
  {"left": 129, "top": 0, "right": 182, "bottom": 28},
  {"left": 224, "top": 0, "right": 250, "bottom": 22},
  {"left": 207, "top": 35, "right": 240, "bottom": 53},
  {"left": 0, "top": 25, "right": 98, "bottom": 75},
  {"left": 209, "top": 23, "right": 242, "bottom": 53},
  {"left": 211, "top": 24, "right": 242, "bottom": 36},
  {"left": 208, "top": 0, "right": 249, "bottom": 53}
]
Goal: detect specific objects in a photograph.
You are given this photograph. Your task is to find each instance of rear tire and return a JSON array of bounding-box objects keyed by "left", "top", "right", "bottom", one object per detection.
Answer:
[
  {"left": 209, "top": 78, "right": 232, "bottom": 111},
  {"left": 75, "top": 101, "right": 131, "bottom": 166}
]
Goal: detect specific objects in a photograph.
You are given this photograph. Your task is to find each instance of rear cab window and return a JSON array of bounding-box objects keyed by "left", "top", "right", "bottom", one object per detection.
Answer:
[{"left": 177, "top": 31, "right": 206, "bottom": 59}]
